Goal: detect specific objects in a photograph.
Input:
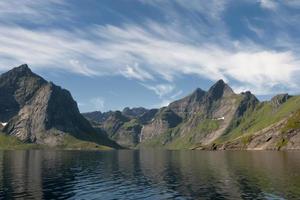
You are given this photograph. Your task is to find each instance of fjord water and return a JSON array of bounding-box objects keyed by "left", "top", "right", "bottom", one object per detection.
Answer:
[{"left": 0, "top": 150, "right": 299, "bottom": 200}]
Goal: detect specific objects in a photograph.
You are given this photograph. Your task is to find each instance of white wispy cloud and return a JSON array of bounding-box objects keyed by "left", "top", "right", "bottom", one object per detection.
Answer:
[
  {"left": 0, "top": 0, "right": 69, "bottom": 24},
  {"left": 142, "top": 84, "right": 175, "bottom": 98},
  {"left": 259, "top": 0, "right": 278, "bottom": 10},
  {"left": 121, "top": 63, "right": 153, "bottom": 81},
  {"left": 90, "top": 97, "right": 105, "bottom": 111},
  {"left": 0, "top": 0, "right": 299, "bottom": 97},
  {"left": 0, "top": 23, "right": 299, "bottom": 95}
]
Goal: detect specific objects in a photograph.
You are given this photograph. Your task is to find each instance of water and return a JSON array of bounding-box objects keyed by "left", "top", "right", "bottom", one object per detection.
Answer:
[{"left": 0, "top": 150, "right": 299, "bottom": 200}]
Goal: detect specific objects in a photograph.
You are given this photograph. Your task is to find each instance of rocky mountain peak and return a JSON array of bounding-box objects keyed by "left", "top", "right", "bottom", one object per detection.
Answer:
[
  {"left": 122, "top": 107, "right": 148, "bottom": 118},
  {"left": 271, "top": 93, "right": 291, "bottom": 108},
  {"left": 0, "top": 64, "right": 120, "bottom": 148},
  {"left": 13, "top": 64, "right": 31, "bottom": 73},
  {"left": 190, "top": 88, "right": 206, "bottom": 102},
  {"left": 0, "top": 64, "right": 47, "bottom": 121},
  {"left": 207, "top": 79, "right": 234, "bottom": 100},
  {"left": 2, "top": 64, "right": 34, "bottom": 78}
]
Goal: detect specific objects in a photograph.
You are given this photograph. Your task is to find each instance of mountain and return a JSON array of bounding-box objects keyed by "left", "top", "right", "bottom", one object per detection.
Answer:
[
  {"left": 0, "top": 64, "right": 120, "bottom": 149},
  {"left": 83, "top": 107, "right": 148, "bottom": 123},
  {"left": 82, "top": 108, "right": 158, "bottom": 147},
  {"left": 84, "top": 80, "right": 300, "bottom": 150},
  {"left": 83, "top": 111, "right": 114, "bottom": 123},
  {"left": 122, "top": 107, "right": 148, "bottom": 118}
]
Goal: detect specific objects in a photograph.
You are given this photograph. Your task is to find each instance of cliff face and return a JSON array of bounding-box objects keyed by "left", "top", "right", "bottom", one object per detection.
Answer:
[
  {"left": 82, "top": 80, "right": 259, "bottom": 149},
  {"left": 0, "top": 64, "right": 46, "bottom": 122},
  {"left": 139, "top": 80, "right": 254, "bottom": 148},
  {"left": 209, "top": 96, "right": 300, "bottom": 150},
  {"left": 83, "top": 109, "right": 158, "bottom": 148},
  {"left": 84, "top": 79, "right": 300, "bottom": 150},
  {"left": 0, "top": 64, "right": 119, "bottom": 148}
]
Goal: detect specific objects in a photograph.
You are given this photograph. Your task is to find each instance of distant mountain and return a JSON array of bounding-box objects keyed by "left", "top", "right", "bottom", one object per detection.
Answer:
[
  {"left": 82, "top": 108, "right": 157, "bottom": 147},
  {"left": 84, "top": 80, "right": 300, "bottom": 150},
  {"left": 0, "top": 64, "right": 120, "bottom": 149},
  {"left": 83, "top": 111, "right": 114, "bottom": 123},
  {"left": 83, "top": 107, "right": 148, "bottom": 124},
  {"left": 122, "top": 107, "right": 148, "bottom": 118}
]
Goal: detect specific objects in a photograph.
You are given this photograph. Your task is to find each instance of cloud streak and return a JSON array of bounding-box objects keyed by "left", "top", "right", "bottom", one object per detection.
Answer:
[
  {"left": 142, "top": 83, "right": 175, "bottom": 98},
  {"left": 0, "top": 22, "right": 299, "bottom": 95},
  {"left": 0, "top": 0, "right": 299, "bottom": 97},
  {"left": 0, "top": 0, "right": 69, "bottom": 24}
]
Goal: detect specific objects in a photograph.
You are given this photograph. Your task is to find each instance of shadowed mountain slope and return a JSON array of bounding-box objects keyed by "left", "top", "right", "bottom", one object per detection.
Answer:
[{"left": 0, "top": 64, "right": 120, "bottom": 149}]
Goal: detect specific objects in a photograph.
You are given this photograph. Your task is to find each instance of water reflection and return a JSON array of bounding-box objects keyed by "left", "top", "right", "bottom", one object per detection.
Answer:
[{"left": 0, "top": 150, "right": 299, "bottom": 199}]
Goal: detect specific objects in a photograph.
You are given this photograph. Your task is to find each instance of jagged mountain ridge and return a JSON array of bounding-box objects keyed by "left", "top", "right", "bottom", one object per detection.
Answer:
[
  {"left": 0, "top": 64, "right": 119, "bottom": 149},
  {"left": 83, "top": 80, "right": 300, "bottom": 150},
  {"left": 83, "top": 108, "right": 158, "bottom": 147}
]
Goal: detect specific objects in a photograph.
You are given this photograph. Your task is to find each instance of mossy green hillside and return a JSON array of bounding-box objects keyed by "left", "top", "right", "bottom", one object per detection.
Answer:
[
  {"left": 140, "top": 119, "right": 220, "bottom": 149},
  {"left": 219, "top": 96, "right": 300, "bottom": 142},
  {"left": 0, "top": 133, "right": 113, "bottom": 150},
  {"left": 0, "top": 134, "right": 41, "bottom": 150},
  {"left": 281, "top": 109, "right": 300, "bottom": 134}
]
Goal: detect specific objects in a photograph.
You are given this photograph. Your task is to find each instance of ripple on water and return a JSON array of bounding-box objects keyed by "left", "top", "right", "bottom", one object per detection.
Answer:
[{"left": 0, "top": 150, "right": 299, "bottom": 199}]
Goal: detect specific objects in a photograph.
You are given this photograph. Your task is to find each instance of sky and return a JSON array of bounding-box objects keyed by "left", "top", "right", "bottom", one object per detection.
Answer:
[{"left": 0, "top": 0, "right": 300, "bottom": 112}]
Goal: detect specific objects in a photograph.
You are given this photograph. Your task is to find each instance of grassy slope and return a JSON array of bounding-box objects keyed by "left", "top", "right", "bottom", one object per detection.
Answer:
[
  {"left": 0, "top": 134, "right": 41, "bottom": 150},
  {"left": 60, "top": 135, "right": 113, "bottom": 150},
  {"left": 281, "top": 108, "right": 300, "bottom": 133},
  {"left": 166, "top": 119, "right": 219, "bottom": 149},
  {"left": 217, "top": 96, "right": 300, "bottom": 143},
  {"left": 140, "top": 96, "right": 300, "bottom": 149},
  {"left": 140, "top": 119, "right": 220, "bottom": 149},
  {"left": 0, "top": 133, "right": 113, "bottom": 150}
]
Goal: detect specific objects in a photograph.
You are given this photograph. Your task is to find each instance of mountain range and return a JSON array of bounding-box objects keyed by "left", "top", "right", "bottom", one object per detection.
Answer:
[
  {"left": 0, "top": 64, "right": 299, "bottom": 150},
  {"left": 0, "top": 64, "right": 120, "bottom": 149},
  {"left": 83, "top": 81, "right": 300, "bottom": 150}
]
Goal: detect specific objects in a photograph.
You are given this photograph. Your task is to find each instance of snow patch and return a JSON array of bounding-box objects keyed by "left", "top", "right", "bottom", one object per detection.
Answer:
[
  {"left": 0, "top": 122, "right": 7, "bottom": 126},
  {"left": 213, "top": 117, "right": 225, "bottom": 120}
]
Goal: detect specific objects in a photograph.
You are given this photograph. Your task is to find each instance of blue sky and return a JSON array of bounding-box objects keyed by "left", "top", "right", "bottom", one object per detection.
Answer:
[{"left": 0, "top": 0, "right": 300, "bottom": 112}]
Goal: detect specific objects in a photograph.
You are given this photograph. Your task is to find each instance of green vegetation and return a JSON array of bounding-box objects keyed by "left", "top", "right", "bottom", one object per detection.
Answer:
[
  {"left": 141, "top": 119, "right": 221, "bottom": 149},
  {"left": 241, "top": 134, "right": 252, "bottom": 146},
  {"left": 0, "top": 133, "right": 113, "bottom": 150},
  {"left": 219, "top": 96, "right": 300, "bottom": 142},
  {"left": 123, "top": 119, "right": 140, "bottom": 130},
  {"left": 139, "top": 125, "right": 182, "bottom": 148},
  {"left": 167, "top": 119, "right": 220, "bottom": 149},
  {"left": 59, "top": 135, "right": 113, "bottom": 150},
  {"left": 194, "top": 119, "right": 219, "bottom": 134},
  {"left": 0, "top": 134, "right": 41, "bottom": 150},
  {"left": 276, "top": 138, "right": 288, "bottom": 149},
  {"left": 281, "top": 109, "right": 300, "bottom": 134}
]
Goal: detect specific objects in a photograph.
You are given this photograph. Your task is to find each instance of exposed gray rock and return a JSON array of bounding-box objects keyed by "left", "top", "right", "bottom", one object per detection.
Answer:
[
  {"left": 271, "top": 93, "right": 291, "bottom": 108},
  {"left": 0, "top": 64, "right": 46, "bottom": 121},
  {"left": 0, "top": 64, "right": 120, "bottom": 148},
  {"left": 122, "top": 107, "right": 148, "bottom": 118},
  {"left": 82, "top": 111, "right": 114, "bottom": 123}
]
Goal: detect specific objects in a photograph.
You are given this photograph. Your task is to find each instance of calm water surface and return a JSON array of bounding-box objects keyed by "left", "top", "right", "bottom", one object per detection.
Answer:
[{"left": 0, "top": 150, "right": 299, "bottom": 199}]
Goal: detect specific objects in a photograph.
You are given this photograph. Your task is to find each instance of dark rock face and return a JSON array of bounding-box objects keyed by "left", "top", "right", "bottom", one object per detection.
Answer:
[
  {"left": 159, "top": 109, "right": 182, "bottom": 128},
  {"left": 122, "top": 107, "right": 148, "bottom": 118},
  {"left": 83, "top": 79, "right": 250, "bottom": 148},
  {"left": 82, "top": 78, "right": 299, "bottom": 150},
  {"left": 0, "top": 64, "right": 119, "bottom": 148},
  {"left": 271, "top": 93, "right": 291, "bottom": 108},
  {"left": 98, "top": 111, "right": 137, "bottom": 147},
  {"left": 207, "top": 79, "right": 234, "bottom": 101},
  {"left": 0, "top": 64, "right": 46, "bottom": 121},
  {"left": 82, "top": 111, "right": 113, "bottom": 123},
  {"left": 236, "top": 91, "right": 259, "bottom": 117},
  {"left": 168, "top": 88, "right": 206, "bottom": 118},
  {"left": 139, "top": 79, "right": 240, "bottom": 144},
  {"left": 139, "top": 109, "right": 158, "bottom": 124},
  {"left": 83, "top": 108, "right": 158, "bottom": 148}
]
